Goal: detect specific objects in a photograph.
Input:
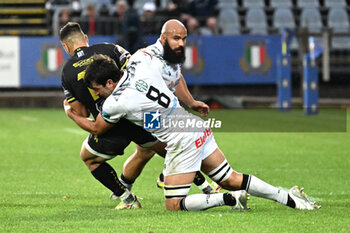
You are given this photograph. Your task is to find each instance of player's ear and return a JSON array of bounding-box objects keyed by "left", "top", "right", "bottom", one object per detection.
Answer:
[
  {"left": 62, "top": 42, "right": 70, "bottom": 55},
  {"left": 84, "top": 34, "right": 89, "bottom": 45},
  {"left": 160, "top": 33, "right": 166, "bottom": 45},
  {"left": 106, "top": 79, "right": 114, "bottom": 87}
]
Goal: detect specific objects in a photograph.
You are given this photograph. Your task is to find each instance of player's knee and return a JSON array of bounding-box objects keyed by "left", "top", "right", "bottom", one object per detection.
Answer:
[{"left": 220, "top": 171, "right": 243, "bottom": 190}]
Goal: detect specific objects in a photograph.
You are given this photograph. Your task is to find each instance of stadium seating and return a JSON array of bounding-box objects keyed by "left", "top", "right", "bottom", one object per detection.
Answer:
[
  {"left": 243, "top": 0, "right": 264, "bottom": 8},
  {"left": 297, "top": 0, "right": 319, "bottom": 8},
  {"left": 270, "top": 0, "right": 293, "bottom": 8},
  {"left": 218, "top": 8, "right": 240, "bottom": 35},
  {"left": 217, "top": 0, "right": 237, "bottom": 9},
  {"left": 324, "top": 0, "right": 346, "bottom": 7},
  {"left": 300, "top": 8, "right": 323, "bottom": 33},
  {"left": 0, "top": 0, "right": 49, "bottom": 36},
  {"left": 328, "top": 7, "right": 350, "bottom": 49},
  {"left": 273, "top": 8, "right": 295, "bottom": 32},
  {"left": 246, "top": 7, "right": 268, "bottom": 34}
]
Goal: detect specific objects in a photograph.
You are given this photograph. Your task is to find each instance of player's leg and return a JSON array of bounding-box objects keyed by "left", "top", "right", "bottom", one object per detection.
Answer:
[
  {"left": 202, "top": 148, "right": 320, "bottom": 210},
  {"left": 81, "top": 135, "right": 140, "bottom": 209},
  {"left": 164, "top": 172, "right": 237, "bottom": 211},
  {"left": 120, "top": 144, "right": 157, "bottom": 190},
  {"left": 159, "top": 170, "right": 215, "bottom": 193},
  {"left": 193, "top": 171, "right": 216, "bottom": 194}
]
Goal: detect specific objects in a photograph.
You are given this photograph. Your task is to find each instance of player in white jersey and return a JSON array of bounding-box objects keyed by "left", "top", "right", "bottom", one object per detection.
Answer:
[
  {"left": 119, "top": 20, "right": 217, "bottom": 194},
  {"left": 65, "top": 50, "right": 321, "bottom": 211}
]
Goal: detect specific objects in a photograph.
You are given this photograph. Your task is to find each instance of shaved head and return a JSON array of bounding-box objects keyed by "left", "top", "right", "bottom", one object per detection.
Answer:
[{"left": 161, "top": 19, "right": 187, "bottom": 36}]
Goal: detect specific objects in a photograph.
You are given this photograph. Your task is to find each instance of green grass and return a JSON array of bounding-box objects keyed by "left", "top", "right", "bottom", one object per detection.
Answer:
[{"left": 0, "top": 108, "right": 349, "bottom": 233}]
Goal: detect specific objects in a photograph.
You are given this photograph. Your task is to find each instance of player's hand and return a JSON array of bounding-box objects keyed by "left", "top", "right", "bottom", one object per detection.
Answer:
[{"left": 190, "top": 101, "right": 210, "bottom": 117}]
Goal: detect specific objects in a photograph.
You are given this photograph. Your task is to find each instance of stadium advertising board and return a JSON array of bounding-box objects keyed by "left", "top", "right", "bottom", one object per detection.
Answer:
[
  {"left": 179, "top": 35, "right": 280, "bottom": 85},
  {"left": 20, "top": 36, "right": 116, "bottom": 87},
  {"left": 19, "top": 35, "right": 281, "bottom": 87},
  {"left": 0, "top": 37, "right": 20, "bottom": 87}
]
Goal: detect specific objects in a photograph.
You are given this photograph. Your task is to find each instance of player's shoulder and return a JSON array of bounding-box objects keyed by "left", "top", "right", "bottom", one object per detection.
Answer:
[
  {"left": 103, "top": 93, "right": 125, "bottom": 113},
  {"left": 61, "top": 58, "right": 75, "bottom": 79},
  {"left": 89, "top": 43, "right": 115, "bottom": 52},
  {"left": 130, "top": 50, "right": 154, "bottom": 63}
]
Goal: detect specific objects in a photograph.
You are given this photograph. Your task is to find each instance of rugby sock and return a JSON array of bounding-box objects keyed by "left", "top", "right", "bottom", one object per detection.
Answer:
[
  {"left": 119, "top": 189, "right": 135, "bottom": 204},
  {"left": 193, "top": 171, "right": 206, "bottom": 186},
  {"left": 120, "top": 173, "right": 134, "bottom": 191},
  {"left": 179, "top": 193, "right": 234, "bottom": 211},
  {"left": 194, "top": 172, "right": 213, "bottom": 194},
  {"left": 242, "top": 174, "right": 288, "bottom": 205},
  {"left": 91, "top": 162, "right": 127, "bottom": 197},
  {"left": 158, "top": 173, "right": 164, "bottom": 182}
]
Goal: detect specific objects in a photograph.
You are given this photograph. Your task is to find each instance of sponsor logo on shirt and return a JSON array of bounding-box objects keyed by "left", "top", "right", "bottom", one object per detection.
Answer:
[
  {"left": 77, "top": 50, "right": 84, "bottom": 57},
  {"left": 195, "top": 128, "right": 212, "bottom": 149},
  {"left": 135, "top": 80, "right": 149, "bottom": 93}
]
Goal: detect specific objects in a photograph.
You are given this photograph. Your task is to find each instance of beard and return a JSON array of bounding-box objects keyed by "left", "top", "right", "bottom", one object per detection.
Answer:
[{"left": 163, "top": 39, "right": 185, "bottom": 64}]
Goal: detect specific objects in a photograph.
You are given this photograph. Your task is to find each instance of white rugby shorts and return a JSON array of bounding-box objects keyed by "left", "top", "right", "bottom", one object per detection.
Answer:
[{"left": 163, "top": 128, "right": 218, "bottom": 176}]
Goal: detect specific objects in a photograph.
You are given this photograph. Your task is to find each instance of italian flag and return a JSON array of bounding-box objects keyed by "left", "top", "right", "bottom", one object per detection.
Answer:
[
  {"left": 246, "top": 45, "right": 265, "bottom": 68},
  {"left": 42, "top": 48, "right": 63, "bottom": 71},
  {"left": 184, "top": 46, "right": 198, "bottom": 69}
]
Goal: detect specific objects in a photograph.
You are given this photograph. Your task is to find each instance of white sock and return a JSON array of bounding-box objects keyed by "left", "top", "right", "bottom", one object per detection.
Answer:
[
  {"left": 247, "top": 175, "right": 288, "bottom": 205},
  {"left": 181, "top": 193, "right": 225, "bottom": 211},
  {"left": 197, "top": 180, "right": 212, "bottom": 191},
  {"left": 119, "top": 189, "right": 134, "bottom": 203}
]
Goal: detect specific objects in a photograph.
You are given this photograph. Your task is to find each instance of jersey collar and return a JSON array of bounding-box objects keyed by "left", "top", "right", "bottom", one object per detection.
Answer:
[
  {"left": 153, "top": 39, "right": 164, "bottom": 56},
  {"left": 73, "top": 46, "right": 88, "bottom": 57}
]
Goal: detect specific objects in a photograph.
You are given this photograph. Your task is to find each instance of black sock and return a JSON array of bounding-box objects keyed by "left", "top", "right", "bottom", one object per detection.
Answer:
[
  {"left": 120, "top": 173, "right": 135, "bottom": 185},
  {"left": 193, "top": 171, "right": 206, "bottom": 186},
  {"left": 223, "top": 193, "right": 237, "bottom": 206},
  {"left": 241, "top": 174, "right": 251, "bottom": 191},
  {"left": 286, "top": 195, "right": 296, "bottom": 208},
  {"left": 180, "top": 197, "right": 187, "bottom": 211},
  {"left": 91, "top": 162, "right": 126, "bottom": 196},
  {"left": 158, "top": 173, "right": 164, "bottom": 182}
]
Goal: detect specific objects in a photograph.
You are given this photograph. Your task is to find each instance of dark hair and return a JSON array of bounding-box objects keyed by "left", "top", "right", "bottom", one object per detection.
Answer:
[
  {"left": 59, "top": 22, "right": 84, "bottom": 41},
  {"left": 84, "top": 54, "right": 121, "bottom": 88}
]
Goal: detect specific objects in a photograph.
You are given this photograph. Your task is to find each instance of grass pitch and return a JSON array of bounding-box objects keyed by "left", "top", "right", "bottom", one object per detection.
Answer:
[{"left": 0, "top": 108, "right": 349, "bottom": 233}]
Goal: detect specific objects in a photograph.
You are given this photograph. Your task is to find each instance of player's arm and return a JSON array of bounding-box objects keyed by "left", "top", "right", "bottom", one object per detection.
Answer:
[
  {"left": 62, "top": 76, "right": 90, "bottom": 117},
  {"left": 69, "top": 100, "right": 90, "bottom": 117},
  {"left": 64, "top": 100, "right": 113, "bottom": 135},
  {"left": 175, "top": 74, "right": 210, "bottom": 117}
]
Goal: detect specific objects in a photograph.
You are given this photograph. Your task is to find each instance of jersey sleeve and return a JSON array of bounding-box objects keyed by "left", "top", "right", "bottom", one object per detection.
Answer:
[
  {"left": 101, "top": 97, "right": 126, "bottom": 124},
  {"left": 111, "top": 44, "right": 131, "bottom": 70},
  {"left": 61, "top": 70, "right": 76, "bottom": 103}
]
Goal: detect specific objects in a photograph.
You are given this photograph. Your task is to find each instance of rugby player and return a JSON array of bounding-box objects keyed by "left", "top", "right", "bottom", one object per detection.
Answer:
[
  {"left": 65, "top": 20, "right": 321, "bottom": 211},
  {"left": 60, "top": 22, "right": 215, "bottom": 209}
]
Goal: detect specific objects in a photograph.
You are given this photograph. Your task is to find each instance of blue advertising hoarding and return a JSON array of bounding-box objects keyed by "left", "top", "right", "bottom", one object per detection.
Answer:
[
  {"left": 20, "top": 36, "right": 116, "bottom": 87},
  {"left": 19, "top": 35, "right": 281, "bottom": 87}
]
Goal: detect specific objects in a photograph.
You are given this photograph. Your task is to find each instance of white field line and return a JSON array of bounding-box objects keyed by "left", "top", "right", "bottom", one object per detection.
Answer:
[
  {"left": 64, "top": 127, "right": 87, "bottom": 136},
  {"left": 20, "top": 116, "right": 39, "bottom": 122}
]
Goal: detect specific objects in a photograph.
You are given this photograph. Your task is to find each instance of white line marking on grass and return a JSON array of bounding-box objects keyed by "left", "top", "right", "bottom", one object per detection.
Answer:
[
  {"left": 20, "top": 116, "right": 38, "bottom": 122},
  {"left": 64, "top": 127, "right": 87, "bottom": 136}
]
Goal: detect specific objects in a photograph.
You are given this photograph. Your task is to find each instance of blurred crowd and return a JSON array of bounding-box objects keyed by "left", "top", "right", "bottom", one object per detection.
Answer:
[{"left": 47, "top": 0, "right": 220, "bottom": 40}]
